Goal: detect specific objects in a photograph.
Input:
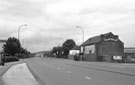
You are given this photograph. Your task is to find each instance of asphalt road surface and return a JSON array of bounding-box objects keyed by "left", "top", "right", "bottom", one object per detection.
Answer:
[{"left": 27, "top": 57, "right": 135, "bottom": 85}]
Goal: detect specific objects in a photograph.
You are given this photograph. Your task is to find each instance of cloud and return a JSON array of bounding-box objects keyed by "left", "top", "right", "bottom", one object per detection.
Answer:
[
  {"left": 0, "top": 0, "right": 135, "bottom": 52},
  {"left": 1, "top": 0, "right": 45, "bottom": 17}
]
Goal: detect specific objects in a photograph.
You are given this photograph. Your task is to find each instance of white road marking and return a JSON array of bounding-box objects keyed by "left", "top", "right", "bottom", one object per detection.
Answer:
[
  {"left": 67, "top": 71, "right": 71, "bottom": 74},
  {"left": 57, "top": 68, "right": 61, "bottom": 70},
  {"left": 85, "top": 77, "right": 91, "bottom": 80}
]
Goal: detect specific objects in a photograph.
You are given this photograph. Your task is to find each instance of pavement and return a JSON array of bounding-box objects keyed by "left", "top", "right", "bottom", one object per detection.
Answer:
[
  {"left": 0, "top": 59, "right": 27, "bottom": 85},
  {"left": 0, "top": 59, "right": 26, "bottom": 76},
  {"left": 26, "top": 57, "right": 135, "bottom": 85},
  {"left": 2, "top": 63, "right": 39, "bottom": 85}
]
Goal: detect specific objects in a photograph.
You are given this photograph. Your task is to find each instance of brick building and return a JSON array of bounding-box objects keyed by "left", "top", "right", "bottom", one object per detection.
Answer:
[
  {"left": 82, "top": 32, "right": 124, "bottom": 62},
  {"left": 124, "top": 48, "right": 135, "bottom": 63}
]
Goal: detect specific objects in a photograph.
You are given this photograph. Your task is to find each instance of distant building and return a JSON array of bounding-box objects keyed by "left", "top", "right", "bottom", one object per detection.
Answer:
[
  {"left": 81, "top": 32, "right": 124, "bottom": 62},
  {"left": 124, "top": 48, "right": 135, "bottom": 63},
  {"left": 68, "top": 45, "right": 80, "bottom": 60},
  {"left": 35, "top": 51, "right": 51, "bottom": 58}
]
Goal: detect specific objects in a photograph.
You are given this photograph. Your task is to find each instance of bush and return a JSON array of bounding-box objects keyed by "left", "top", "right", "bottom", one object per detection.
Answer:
[{"left": 4, "top": 56, "right": 19, "bottom": 62}]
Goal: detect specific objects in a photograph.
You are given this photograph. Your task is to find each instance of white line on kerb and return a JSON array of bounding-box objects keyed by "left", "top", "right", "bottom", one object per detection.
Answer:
[{"left": 85, "top": 77, "right": 91, "bottom": 80}]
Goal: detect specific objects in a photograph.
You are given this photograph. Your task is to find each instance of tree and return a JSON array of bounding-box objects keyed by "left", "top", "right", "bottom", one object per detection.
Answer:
[
  {"left": 3, "top": 37, "right": 21, "bottom": 56},
  {"left": 62, "top": 39, "right": 76, "bottom": 58},
  {"left": 20, "top": 47, "right": 31, "bottom": 58},
  {"left": 52, "top": 46, "right": 62, "bottom": 58}
]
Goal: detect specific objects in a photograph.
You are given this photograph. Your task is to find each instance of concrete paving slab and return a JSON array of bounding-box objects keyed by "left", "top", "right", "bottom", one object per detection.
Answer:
[{"left": 2, "top": 63, "right": 39, "bottom": 85}]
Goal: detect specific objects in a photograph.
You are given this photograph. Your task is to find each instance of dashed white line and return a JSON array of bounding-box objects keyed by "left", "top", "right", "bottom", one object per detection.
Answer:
[
  {"left": 67, "top": 71, "right": 71, "bottom": 74},
  {"left": 57, "top": 68, "right": 61, "bottom": 70},
  {"left": 85, "top": 77, "right": 91, "bottom": 80}
]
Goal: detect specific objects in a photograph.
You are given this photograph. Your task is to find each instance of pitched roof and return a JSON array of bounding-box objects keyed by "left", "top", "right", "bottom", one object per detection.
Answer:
[
  {"left": 81, "top": 32, "right": 121, "bottom": 46},
  {"left": 124, "top": 48, "right": 135, "bottom": 53},
  {"left": 82, "top": 35, "right": 101, "bottom": 46}
]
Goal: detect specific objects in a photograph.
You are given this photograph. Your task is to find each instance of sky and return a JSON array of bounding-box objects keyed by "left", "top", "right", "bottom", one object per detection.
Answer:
[{"left": 0, "top": 0, "right": 135, "bottom": 53}]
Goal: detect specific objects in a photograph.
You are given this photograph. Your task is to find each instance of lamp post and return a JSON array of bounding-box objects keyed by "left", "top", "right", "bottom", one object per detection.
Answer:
[
  {"left": 76, "top": 26, "right": 84, "bottom": 45},
  {"left": 76, "top": 26, "right": 84, "bottom": 60},
  {"left": 18, "top": 24, "right": 27, "bottom": 58},
  {"left": 18, "top": 24, "right": 27, "bottom": 43}
]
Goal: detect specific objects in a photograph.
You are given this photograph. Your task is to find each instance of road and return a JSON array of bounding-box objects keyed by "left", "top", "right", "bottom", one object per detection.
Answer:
[{"left": 27, "top": 57, "right": 135, "bottom": 85}]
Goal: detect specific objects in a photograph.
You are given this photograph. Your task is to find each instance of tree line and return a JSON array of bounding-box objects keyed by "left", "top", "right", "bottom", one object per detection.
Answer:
[
  {"left": 51, "top": 39, "right": 76, "bottom": 58},
  {"left": 2, "top": 37, "right": 30, "bottom": 58},
  {"left": 2, "top": 37, "right": 76, "bottom": 59}
]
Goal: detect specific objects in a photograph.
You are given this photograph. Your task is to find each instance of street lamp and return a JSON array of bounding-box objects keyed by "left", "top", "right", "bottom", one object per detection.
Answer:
[
  {"left": 18, "top": 24, "right": 27, "bottom": 58},
  {"left": 18, "top": 24, "right": 27, "bottom": 42},
  {"left": 76, "top": 26, "right": 84, "bottom": 51},
  {"left": 76, "top": 26, "right": 84, "bottom": 60},
  {"left": 76, "top": 26, "right": 84, "bottom": 44}
]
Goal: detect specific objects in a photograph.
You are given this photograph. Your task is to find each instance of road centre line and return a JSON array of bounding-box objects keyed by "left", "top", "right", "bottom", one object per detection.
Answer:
[
  {"left": 57, "top": 68, "right": 61, "bottom": 70},
  {"left": 56, "top": 67, "right": 72, "bottom": 74},
  {"left": 67, "top": 71, "right": 71, "bottom": 74},
  {"left": 85, "top": 77, "right": 91, "bottom": 80},
  {"left": 62, "top": 63, "right": 135, "bottom": 76}
]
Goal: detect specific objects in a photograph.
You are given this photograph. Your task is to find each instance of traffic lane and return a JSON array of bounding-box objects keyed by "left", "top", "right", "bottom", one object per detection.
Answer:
[
  {"left": 54, "top": 59, "right": 135, "bottom": 75},
  {"left": 43, "top": 59, "right": 135, "bottom": 85},
  {"left": 27, "top": 58, "right": 135, "bottom": 85},
  {"left": 27, "top": 58, "right": 86, "bottom": 85}
]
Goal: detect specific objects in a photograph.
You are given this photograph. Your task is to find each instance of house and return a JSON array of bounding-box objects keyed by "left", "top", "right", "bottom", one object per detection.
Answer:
[
  {"left": 81, "top": 32, "right": 124, "bottom": 62},
  {"left": 124, "top": 48, "right": 135, "bottom": 63},
  {"left": 0, "top": 40, "right": 6, "bottom": 64},
  {"left": 68, "top": 45, "right": 80, "bottom": 60}
]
